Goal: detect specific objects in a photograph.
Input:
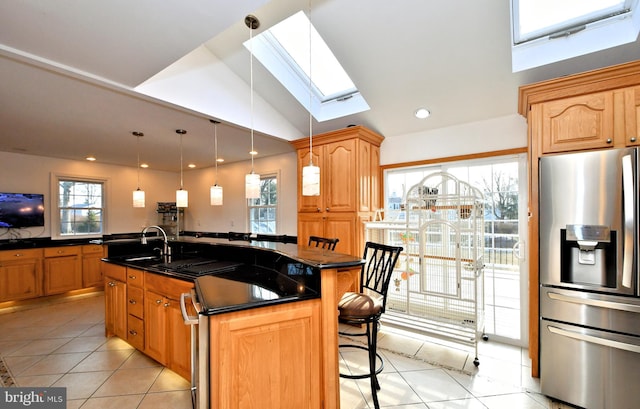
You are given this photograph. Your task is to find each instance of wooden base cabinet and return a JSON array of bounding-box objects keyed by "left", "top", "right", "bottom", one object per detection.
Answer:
[
  {"left": 44, "top": 246, "right": 82, "bottom": 295},
  {"left": 292, "top": 125, "right": 384, "bottom": 256},
  {"left": 144, "top": 272, "right": 193, "bottom": 380},
  {"left": 0, "top": 248, "right": 43, "bottom": 302},
  {"left": 209, "top": 300, "right": 321, "bottom": 409},
  {"left": 82, "top": 244, "right": 104, "bottom": 287},
  {"left": 103, "top": 263, "right": 127, "bottom": 340}
]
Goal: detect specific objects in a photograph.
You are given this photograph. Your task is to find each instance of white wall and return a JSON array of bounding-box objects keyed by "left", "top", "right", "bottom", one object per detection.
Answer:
[
  {"left": 0, "top": 151, "right": 178, "bottom": 240},
  {"left": 183, "top": 151, "right": 298, "bottom": 235},
  {"left": 0, "top": 150, "right": 298, "bottom": 240},
  {"left": 0, "top": 114, "right": 525, "bottom": 240},
  {"left": 380, "top": 114, "right": 528, "bottom": 165}
]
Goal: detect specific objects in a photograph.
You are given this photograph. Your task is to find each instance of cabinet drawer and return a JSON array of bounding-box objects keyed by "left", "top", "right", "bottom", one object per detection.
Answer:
[
  {"left": 102, "top": 262, "right": 126, "bottom": 281},
  {"left": 44, "top": 246, "right": 81, "bottom": 258},
  {"left": 127, "top": 315, "right": 145, "bottom": 351},
  {"left": 145, "top": 272, "right": 193, "bottom": 298},
  {"left": 126, "top": 268, "right": 144, "bottom": 288},
  {"left": 128, "top": 286, "right": 144, "bottom": 318},
  {"left": 0, "top": 248, "right": 42, "bottom": 261},
  {"left": 82, "top": 244, "right": 104, "bottom": 255}
]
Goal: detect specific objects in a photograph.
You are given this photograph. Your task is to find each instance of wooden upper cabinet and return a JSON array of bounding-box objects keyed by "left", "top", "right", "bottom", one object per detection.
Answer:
[
  {"left": 624, "top": 85, "right": 640, "bottom": 146},
  {"left": 291, "top": 126, "right": 384, "bottom": 256},
  {"left": 538, "top": 91, "right": 615, "bottom": 153},
  {"left": 325, "top": 139, "right": 357, "bottom": 212},
  {"left": 292, "top": 126, "right": 383, "bottom": 214}
]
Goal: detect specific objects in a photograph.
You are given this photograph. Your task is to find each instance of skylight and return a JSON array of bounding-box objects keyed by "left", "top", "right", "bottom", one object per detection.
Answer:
[
  {"left": 511, "top": 0, "right": 640, "bottom": 72},
  {"left": 245, "top": 11, "right": 369, "bottom": 122}
]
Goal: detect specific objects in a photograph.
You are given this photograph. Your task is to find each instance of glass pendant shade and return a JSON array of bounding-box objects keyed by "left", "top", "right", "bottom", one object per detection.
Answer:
[
  {"left": 245, "top": 173, "right": 260, "bottom": 199},
  {"left": 210, "top": 185, "right": 223, "bottom": 206},
  {"left": 176, "top": 189, "right": 188, "bottom": 208},
  {"left": 132, "top": 188, "right": 145, "bottom": 208},
  {"left": 302, "top": 164, "right": 320, "bottom": 196}
]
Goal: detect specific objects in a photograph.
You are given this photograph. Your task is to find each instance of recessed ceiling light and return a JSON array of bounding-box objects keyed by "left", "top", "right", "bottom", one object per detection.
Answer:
[
  {"left": 249, "top": 150, "right": 258, "bottom": 156},
  {"left": 188, "top": 163, "right": 196, "bottom": 168},
  {"left": 140, "top": 163, "right": 149, "bottom": 168},
  {"left": 415, "top": 108, "right": 431, "bottom": 119},
  {"left": 86, "top": 156, "right": 96, "bottom": 161},
  {"left": 216, "top": 158, "right": 225, "bottom": 163}
]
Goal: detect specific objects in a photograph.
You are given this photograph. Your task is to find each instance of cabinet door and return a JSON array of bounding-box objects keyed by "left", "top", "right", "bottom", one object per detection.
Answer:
[
  {"left": 325, "top": 139, "right": 357, "bottom": 212},
  {"left": 297, "top": 147, "right": 323, "bottom": 213},
  {"left": 625, "top": 86, "right": 640, "bottom": 146},
  {"left": 104, "top": 277, "right": 127, "bottom": 339},
  {"left": 0, "top": 258, "right": 42, "bottom": 302},
  {"left": 298, "top": 214, "right": 325, "bottom": 248},
  {"left": 82, "top": 254, "right": 103, "bottom": 287},
  {"left": 167, "top": 297, "right": 191, "bottom": 380},
  {"left": 144, "top": 289, "right": 168, "bottom": 365},
  {"left": 211, "top": 301, "right": 321, "bottom": 409},
  {"left": 44, "top": 256, "right": 82, "bottom": 295},
  {"left": 324, "top": 213, "right": 356, "bottom": 255},
  {"left": 540, "top": 91, "right": 615, "bottom": 153}
]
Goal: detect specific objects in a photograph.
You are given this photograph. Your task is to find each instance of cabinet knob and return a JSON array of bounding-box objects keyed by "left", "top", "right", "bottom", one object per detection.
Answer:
[
  {"left": 326, "top": 207, "right": 330, "bottom": 212},
  {"left": 156, "top": 299, "right": 162, "bottom": 304},
  {"left": 606, "top": 138, "right": 613, "bottom": 144},
  {"left": 14, "top": 253, "right": 22, "bottom": 257},
  {"left": 316, "top": 207, "right": 321, "bottom": 212},
  {"left": 57, "top": 250, "right": 63, "bottom": 254},
  {"left": 631, "top": 137, "right": 637, "bottom": 142},
  {"left": 108, "top": 281, "right": 116, "bottom": 287},
  {"left": 164, "top": 302, "right": 170, "bottom": 308},
  {"left": 128, "top": 275, "right": 136, "bottom": 280},
  {"left": 129, "top": 330, "right": 137, "bottom": 336},
  {"left": 129, "top": 299, "right": 136, "bottom": 304}
]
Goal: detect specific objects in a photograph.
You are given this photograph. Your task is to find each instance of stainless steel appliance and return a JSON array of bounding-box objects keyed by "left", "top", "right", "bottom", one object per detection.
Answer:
[
  {"left": 180, "top": 289, "right": 208, "bottom": 409},
  {"left": 539, "top": 148, "right": 640, "bottom": 409}
]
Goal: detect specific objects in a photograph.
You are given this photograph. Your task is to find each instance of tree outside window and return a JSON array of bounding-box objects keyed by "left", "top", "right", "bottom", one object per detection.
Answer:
[
  {"left": 248, "top": 174, "right": 277, "bottom": 234},
  {"left": 58, "top": 179, "right": 104, "bottom": 236}
]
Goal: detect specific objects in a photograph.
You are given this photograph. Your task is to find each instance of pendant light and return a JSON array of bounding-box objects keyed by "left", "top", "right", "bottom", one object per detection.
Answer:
[
  {"left": 175, "top": 129, "right": 188, "bottom": 207},
  {"left": 132, "top": 131, "right": 146, "bottom": 207},
  {"left": 210, "top": 119, "right": 223, "bottom": 206},
  {"left": 302, "top": 1, "right": 320, "bottom": 196},
  {"left": 245, "top": 14, "right": 261, "bottom": 200}
]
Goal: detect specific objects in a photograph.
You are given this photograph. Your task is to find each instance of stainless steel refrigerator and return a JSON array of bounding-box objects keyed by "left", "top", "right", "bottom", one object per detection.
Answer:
[{"left": 539, "top": 147, "right": 640, "bottom": 409}]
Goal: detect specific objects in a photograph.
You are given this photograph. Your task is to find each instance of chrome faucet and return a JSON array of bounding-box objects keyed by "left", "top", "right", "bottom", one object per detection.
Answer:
[{"left": 141, "top": 225, "right": 171, "bottom": 256}]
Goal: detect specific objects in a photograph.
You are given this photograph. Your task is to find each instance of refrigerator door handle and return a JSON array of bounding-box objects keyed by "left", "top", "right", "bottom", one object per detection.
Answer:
[
  {"left": 621, "top": 154, "right": 634, "bottom": 289},
  {"left": 547, "top": 324, "right": 640, "bottom": 354},
  {"left": 547, "top": 290, "right": 640, "bottom": 313}
]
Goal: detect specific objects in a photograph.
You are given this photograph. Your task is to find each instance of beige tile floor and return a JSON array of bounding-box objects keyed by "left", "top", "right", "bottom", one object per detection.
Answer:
[{"left": 0, "top": 292, "right": 566, "bottom": 409}]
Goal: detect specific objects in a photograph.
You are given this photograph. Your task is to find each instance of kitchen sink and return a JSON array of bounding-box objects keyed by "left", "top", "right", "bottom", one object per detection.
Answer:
[{"left": 124, "top": 255, "right": 161, "bottom": 261}]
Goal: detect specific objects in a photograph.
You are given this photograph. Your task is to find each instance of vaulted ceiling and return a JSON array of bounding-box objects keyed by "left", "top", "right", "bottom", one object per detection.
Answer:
[{"left": 1, "top": 0, "right": 640, "bottom": 171}]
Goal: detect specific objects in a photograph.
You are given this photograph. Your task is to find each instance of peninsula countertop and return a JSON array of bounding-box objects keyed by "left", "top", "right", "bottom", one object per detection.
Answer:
[{"left": 102, "top": 236, "right": 364, "bottom": 316}]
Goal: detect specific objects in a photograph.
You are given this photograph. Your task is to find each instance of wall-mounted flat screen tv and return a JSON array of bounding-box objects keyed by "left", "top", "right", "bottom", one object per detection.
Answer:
[{"left": 0, "top": 193, "right": 45, "bottom": 228}]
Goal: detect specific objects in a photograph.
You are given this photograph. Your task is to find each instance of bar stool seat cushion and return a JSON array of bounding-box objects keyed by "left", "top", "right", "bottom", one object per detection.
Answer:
[{"left": 338, "top": 292, "right": 383, "bottom": 318}]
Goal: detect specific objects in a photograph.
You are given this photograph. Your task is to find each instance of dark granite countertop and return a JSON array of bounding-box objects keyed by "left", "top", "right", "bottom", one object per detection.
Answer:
[{"left": 102, "top": 237, "right": 364, "bottom": 316}]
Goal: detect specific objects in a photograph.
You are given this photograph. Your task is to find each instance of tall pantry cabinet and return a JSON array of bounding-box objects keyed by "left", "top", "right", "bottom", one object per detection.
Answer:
[
  {"left": 291, "top": 126, "right": 384, "bottom": 257},
  {"left": 518, "top": 59, "right": 640, "bottom": 378}
]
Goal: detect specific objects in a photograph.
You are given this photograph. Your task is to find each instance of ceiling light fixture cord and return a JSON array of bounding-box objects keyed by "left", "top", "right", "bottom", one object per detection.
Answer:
[
  {"left": 250, "top": 19, "right": 255, "bottom": 174},
  {"left": 214, "top": 121, "right": 219, "bottom": 184},
  {"left": 135, "top": 132, "right": 142, "bottom": 189},
  {"left": 180, "top": 133, "right": 184, "bottom": 189},
  {"left": 308, "top": 0, "right": 313, "bottom": 166}
]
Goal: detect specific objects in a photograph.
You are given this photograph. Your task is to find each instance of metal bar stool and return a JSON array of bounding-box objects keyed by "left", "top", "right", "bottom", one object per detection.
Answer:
[
  {"left": 308, "top": 235, "right": 339, "bottom": 250},
  {"left": 338, "top": 241, "right": 403, "bottom": 409}
]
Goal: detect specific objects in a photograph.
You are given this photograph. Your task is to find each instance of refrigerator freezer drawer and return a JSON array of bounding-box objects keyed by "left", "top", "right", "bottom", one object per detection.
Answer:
[
  {"left": 541, "top": 319, "right": 640, "bottom": 409},
  {"left": 540, "top": 286, "right": 640, "bottom": 336}
]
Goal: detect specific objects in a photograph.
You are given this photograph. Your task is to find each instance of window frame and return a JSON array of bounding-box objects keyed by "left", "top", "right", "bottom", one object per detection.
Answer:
[
  {"left": 247, "top": 172, "right": 279, "bottom": 234},
  {"left": 510, "top": 0, "right": 640, "bottom": 72},
  {"left": 50, "top": 173, "right": 108, "bottom": 239}
]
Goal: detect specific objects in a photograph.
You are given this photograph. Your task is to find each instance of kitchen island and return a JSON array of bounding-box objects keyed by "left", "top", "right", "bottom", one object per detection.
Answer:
[{"left": 102, "top": 236, "right": 364, "bottom": 409}]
